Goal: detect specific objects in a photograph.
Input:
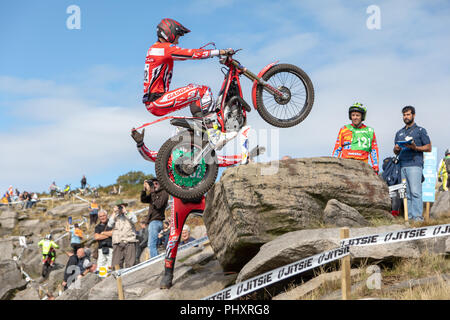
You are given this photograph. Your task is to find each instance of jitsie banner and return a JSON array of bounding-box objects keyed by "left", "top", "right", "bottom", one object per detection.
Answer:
[
  {"left": 340, "top": 223, "right": 450, "bottom": 247},
  {"left": 204, "top": 246, "right": 350, "bottom": 300}
]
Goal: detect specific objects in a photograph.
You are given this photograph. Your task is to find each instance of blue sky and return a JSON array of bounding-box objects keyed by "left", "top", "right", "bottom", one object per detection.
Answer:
[{"left": 1, "top": 0, "right": 449, "bottom": 193}]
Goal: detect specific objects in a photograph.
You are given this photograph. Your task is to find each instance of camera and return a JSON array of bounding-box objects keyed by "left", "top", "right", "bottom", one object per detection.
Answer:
[
  {"left": 117, "top": 205, "right": 125, "bottom": 214},
  {"left": 145, "top": 179, "right": 154, "bottom": 187}
]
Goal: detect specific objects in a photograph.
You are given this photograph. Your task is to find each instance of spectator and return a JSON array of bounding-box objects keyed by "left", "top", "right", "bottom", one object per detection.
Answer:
[
  {"left": 61, "top": 247, "right": 97, "bottom": 290},
  {"left": 438, "top": 149, "right": 449, "bottom": 192},
  {"left": 157, "top": 219, "right": 170, "bottom": 250},
  {"left": 81, "top": 175, "right": 87, "bottom": 189},
  {"left": 94, "top": 209, "right": 113, "bottom": 273},
  {"left": 141, "top": 178, "right": 169, "bottom": 258},
  {"left": 49, "top": 181, "right": 57, "bottom": 196},
  {"left": 62, "top": 247, "right": 84, "bottom": 290},
  {"left": 25, "top": 192, "right": 33, "bottom": 209},
  {"left": 135, "top": 219, "right": 149, "bottom": 264},
  {"left": 108, "top": 200, "right": 138, "bottom": 269},
  {"left": 332, "top": 102, "right": 380, "bottom": 174},
  {"left": 88, "top": 199, "right": 99, "bottom": 227},
  {"left": 394, "top": 106, "right": 431, "bottom": 221},
  {"left": 1, "top": 194, "right": 8, "bottom": 206},
  {"left": 78, "top": 248, "right": 97, "bottom": 276},
  {"left": 5, "top": 192, "right": 11, "bottom": 205},
  {"left": 180, "top": 225, "right": 196, "bottom": 245},
  {"left": 66, "top": 222, "right": 84, "bottom": 254},
  {"left": 30, "top": 193, "right": 38, "bottom": 208}
]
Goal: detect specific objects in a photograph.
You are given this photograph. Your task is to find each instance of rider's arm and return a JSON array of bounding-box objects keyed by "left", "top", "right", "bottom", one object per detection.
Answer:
[
  {"left": 332, "top": 127, "right": 344, "bottom": 158},
  {"left": 169, "top": 46, "right": 220, "bottom": 61},
  {"left": 52, "top": 241, "right": 59, "bottom": 249},
  {"left": 138, "top": 143, "right": 158, "bottom": 162}
]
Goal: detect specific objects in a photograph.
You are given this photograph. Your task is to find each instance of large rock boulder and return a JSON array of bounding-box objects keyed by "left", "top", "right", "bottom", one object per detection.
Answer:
[
  {"left": 236, "top": 225, "right": 447, "bottom": 282},
  {"left": 430, "top": 191, "right": 450, "bottom": 219},
  {"left": 47, "top": 203, "right": 89, "bottom": 217},
  {"left": 0, "top": 209, "right": 18, "bottom": 230},
  {"left": 204, "top": 157, "right": 391, "bottom": 271},
  {"left": 323, "top": 199, "right": 371, "bottom": 227},
  {"left": 0, "top": 238, "right": 14, "bottom": 260},
  {"left": 0, "top": 260, "right": 27, "bottom": 299}
]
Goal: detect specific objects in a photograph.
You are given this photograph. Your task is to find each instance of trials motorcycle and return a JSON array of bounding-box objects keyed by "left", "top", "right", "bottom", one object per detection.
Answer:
[{"left": 149, "top": 48, "right": 314, "bottom": 200}]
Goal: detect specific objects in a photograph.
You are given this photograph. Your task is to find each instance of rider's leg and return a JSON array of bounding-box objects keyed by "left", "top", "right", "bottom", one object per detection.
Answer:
[
  {"left": 161, "top": 197, "right": 205, "bottom": 289},
  {"left": 146, "top": 84, "right": 237, "bottom": 150}
]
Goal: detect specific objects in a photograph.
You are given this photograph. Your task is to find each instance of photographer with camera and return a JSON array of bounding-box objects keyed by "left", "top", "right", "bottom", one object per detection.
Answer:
[
  {"left": 141, "top": 178, "right": 169, "bottom": 258},
  {"left": 94, "top": 209, "right": 113, "bottom": 274},
  {"left": 107, "top": 199, "right": 138, "bottom": 268}
]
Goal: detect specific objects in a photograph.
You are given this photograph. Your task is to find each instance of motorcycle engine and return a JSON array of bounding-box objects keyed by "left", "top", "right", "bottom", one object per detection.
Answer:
[{"left": 223, "top": 99, "right": 245, "bottom": 132}]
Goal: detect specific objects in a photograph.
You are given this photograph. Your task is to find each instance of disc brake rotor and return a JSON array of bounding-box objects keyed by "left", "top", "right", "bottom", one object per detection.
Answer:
[{"left": 170, "top": 148, "right": 206, "bottom": 188}]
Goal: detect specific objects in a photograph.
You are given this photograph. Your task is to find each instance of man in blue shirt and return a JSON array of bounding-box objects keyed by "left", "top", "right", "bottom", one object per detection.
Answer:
[{"left": 393, "top": 106, "right": 431, "bottom": 221}]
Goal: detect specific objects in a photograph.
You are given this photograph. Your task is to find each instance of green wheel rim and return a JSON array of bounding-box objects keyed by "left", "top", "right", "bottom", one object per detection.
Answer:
[{"left": 171, "top": 148, "right": 206, "bottom": 187}]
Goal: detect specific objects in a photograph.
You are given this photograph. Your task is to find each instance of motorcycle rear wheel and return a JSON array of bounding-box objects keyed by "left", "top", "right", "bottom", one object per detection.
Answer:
[
  {"left": 256, "top": 63, "right": 314, "bottom": 128},
  {"left": 42, "top": 263, "right": 50, "bottom": 278},
  {"left": 155, "top": 131, "right": 218, "bottom": 201}
]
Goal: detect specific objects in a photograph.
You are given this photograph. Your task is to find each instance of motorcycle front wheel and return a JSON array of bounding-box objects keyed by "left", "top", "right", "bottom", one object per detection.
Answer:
[
  {"left": 155, "top": 131, "right": 218, "bottom": 201},
  {"left": 256, "top": 63, "right": 314, "bottom": 128}
]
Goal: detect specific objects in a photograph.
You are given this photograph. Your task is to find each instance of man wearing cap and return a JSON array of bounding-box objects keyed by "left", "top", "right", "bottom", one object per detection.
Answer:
[
  {"left": 141, "top": 178, "right": 169, "bottom": 258},
  {"left": 107, "top": 199, "right": 138, "bottom": 268}
]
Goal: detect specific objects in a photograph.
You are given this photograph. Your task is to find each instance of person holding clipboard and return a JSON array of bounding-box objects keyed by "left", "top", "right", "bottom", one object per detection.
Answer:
[{"left": 394, "top": 106, "right": 432, "bottom": 221}]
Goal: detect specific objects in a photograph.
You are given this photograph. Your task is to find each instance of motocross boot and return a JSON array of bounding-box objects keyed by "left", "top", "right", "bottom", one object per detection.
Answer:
[
  {"left": 207, "top": 123, "right": 238, "bottom": 151},
  {"left": 160, "top": 258, "right": 175, "bottom": 289}
]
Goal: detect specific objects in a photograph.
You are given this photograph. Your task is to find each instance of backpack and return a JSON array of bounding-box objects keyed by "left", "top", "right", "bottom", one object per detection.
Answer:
[{"left": 381, "top": 156, "right": 401, "bottom": 186}]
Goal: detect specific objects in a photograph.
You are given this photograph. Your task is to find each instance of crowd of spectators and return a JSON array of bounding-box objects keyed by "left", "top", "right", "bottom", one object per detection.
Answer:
[{"left": 1, "top": 187, "right": 39, "bottom": 209}]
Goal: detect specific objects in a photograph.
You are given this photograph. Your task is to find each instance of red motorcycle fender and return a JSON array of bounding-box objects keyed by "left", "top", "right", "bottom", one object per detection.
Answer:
[{"left": 251, "top": 61, "right": 278, "bottom": 109}]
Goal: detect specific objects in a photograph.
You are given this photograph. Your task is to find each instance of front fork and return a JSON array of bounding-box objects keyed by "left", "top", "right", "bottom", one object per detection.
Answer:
[{"left": 231, "top": 60, "right": 288, "bottom": 100}]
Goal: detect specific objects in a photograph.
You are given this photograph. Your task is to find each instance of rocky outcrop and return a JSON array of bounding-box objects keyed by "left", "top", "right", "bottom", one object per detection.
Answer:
[
  {"left": 0, "top": 260, "right": 27, "bottom": 299},
  {"left": 0, "top": 209, "right": 18, "bottom": 232},
  {"left": 431, "top": 191, "right": 450, "bottom": 219},
  {"left": 236, "top": 225, "right": 447, "bottom": 282},
  {"left": 204, "top": 157, "right": 391, "bottom": 271},
  {"left": 47, "top": 203, "right": 89, "bottom": 217},
  {"left": 0, "top": 238, "right": 14, "bottom": 260},
  {"left": 323, "top": 199, "right": 371, "bottom": 227}
]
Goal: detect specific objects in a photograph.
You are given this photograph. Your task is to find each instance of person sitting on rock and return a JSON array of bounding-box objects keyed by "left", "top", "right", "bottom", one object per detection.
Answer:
[
  {"left": 38, "top": 234, "right": 59, "bottom": 266},
  {"left": 332, "top": 102, "right": 380, "bottom": 174}
]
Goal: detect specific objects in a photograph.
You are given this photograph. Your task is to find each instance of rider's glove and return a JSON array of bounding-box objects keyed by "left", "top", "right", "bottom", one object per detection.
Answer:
[
  {"left": 222, "top": 48, "right": 235, "bottom": 56},
  {"left": 131, "top": 128, "right": 145, "bottom": 147}
]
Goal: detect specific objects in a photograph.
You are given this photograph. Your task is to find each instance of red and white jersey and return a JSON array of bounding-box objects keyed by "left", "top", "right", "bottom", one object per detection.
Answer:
[{"left": 143, "top": 42, "right": 219, "bottom": 97}]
